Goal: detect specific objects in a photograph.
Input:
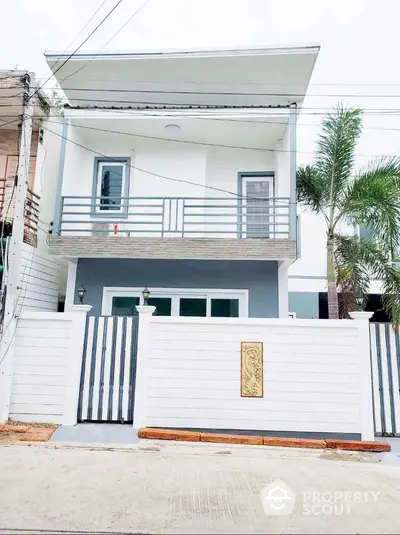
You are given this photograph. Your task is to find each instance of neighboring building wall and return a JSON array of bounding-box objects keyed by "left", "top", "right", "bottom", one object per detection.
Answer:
[
  {"left": 137, "top": 315, "right": 371, "bottom": 438},
  {"left": 0, "top": 129, "right": 39, "bottom": 246},
  {"left": 74, "top": 258, "right": 279, "bottom": 317},
  {"left": 18, "top": 243, "right": 61, "bottom": 312},
  {"left": 289, "top": 291, "right": 319, "bottom": 319},
  {"left": 9, "top": 307, "right": 90, "bottom": 424}
]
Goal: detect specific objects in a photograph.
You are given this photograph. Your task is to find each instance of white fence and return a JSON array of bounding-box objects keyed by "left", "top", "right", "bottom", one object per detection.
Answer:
[
  {"left": 4, "top": 306, "right": 375, "bottom": 438},
  {"left": 9, "top": 306, "right": 90, "bottom": 424},
  {"left": 134, "top": 310, "right": 374, "bottom": 440}
]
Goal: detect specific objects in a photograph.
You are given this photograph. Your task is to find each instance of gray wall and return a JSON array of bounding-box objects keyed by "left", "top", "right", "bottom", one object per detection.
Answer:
[
  {"left": 75, "top": 259, "right": 279, "bottom": 317},
  {"left": 289, "top": 291, "right": 319, "bottom": 319}
]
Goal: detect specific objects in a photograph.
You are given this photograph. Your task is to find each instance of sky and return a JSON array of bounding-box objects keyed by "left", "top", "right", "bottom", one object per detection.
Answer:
[{"left": 1, "top": 0, "right": 400, "bottom": 166}]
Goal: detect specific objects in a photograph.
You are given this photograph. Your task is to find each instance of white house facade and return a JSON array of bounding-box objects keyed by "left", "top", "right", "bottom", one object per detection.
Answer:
[{"left": 45, "top": 45, "right": 319, "bottom": 320}]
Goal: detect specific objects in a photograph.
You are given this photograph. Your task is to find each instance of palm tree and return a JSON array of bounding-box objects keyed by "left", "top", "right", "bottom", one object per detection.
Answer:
[{"left": 297, "top": 104, "right": 400, "bottom": 321}]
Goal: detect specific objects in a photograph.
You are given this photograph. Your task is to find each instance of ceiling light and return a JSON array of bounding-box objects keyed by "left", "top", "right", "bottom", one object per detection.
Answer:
[{"left": 164, "top": 124, "right": 181, "bottom": 136}]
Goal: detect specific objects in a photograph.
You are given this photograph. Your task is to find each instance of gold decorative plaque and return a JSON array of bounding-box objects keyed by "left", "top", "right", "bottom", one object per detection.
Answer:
[{"left": 241, "top": 342, "right": 263, "bottom": 397}]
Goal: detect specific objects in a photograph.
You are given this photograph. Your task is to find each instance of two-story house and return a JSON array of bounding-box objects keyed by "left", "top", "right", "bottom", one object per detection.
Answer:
[{"left": 46, "top": 45, "right": 319, "bottom": 319}]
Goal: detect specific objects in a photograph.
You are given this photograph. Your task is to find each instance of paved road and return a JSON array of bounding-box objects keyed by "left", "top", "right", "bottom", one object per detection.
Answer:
[{"left": 0, "top": 440, "right": 400, "bottom": 534}]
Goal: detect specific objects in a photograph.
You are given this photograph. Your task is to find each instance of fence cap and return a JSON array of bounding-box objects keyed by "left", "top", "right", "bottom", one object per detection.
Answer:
[
  {"left": 67, "top": 304, "right": 93, "bottom": 313},
  {"left": 136, "top": 305, "right": 156, "bottom": 315},
  {"left": 349, "top": 311, "right": 374, "bottom": 321}
]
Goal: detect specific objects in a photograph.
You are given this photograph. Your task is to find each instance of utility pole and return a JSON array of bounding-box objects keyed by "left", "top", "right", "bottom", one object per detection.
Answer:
[{"left": 0, "top": 74, "right": 34, "bottom": 422}]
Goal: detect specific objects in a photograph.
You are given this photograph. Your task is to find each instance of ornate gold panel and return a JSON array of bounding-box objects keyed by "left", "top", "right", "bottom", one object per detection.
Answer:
[{"left": 241, "top": 342, "right": 263, "bottom": 397}]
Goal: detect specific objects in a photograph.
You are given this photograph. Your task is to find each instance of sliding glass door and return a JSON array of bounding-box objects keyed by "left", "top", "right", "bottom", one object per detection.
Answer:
[{"left": 104, "top": 288, "right": 247, "bottom": 318}]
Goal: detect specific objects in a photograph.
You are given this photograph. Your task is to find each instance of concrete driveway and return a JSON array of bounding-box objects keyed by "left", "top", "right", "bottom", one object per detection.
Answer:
[{"left": 0, "top": 440, "right": 399, "bottom": 534}]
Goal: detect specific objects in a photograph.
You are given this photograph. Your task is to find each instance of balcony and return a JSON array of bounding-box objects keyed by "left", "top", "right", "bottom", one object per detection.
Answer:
[
  {"left": 0, "top": 179, "right": 40, "bottom": 247},
  {"left": 49, "top": 196, "right": 297, "bottom": 261}
]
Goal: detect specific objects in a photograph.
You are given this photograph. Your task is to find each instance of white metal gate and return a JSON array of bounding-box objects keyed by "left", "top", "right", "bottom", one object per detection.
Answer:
[
  {"left": 370, "top": 323, "right": 400, "bottom": 436},
  {"left": 77, "top": 316, "right": 139, "bottom": 423}
]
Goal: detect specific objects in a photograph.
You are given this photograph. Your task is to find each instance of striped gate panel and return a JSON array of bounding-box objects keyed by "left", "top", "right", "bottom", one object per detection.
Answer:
[
  {"left": 370, "top": 323, "right": 400, "bottom": 436},
  {"left": 77, "top": 316, "right": 139, "bottom": 423}
]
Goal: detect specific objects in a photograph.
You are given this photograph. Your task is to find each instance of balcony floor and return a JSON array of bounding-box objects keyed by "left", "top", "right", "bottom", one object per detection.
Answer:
[{"left": 49, "top": 236, "right": 296, "bottom": 261}]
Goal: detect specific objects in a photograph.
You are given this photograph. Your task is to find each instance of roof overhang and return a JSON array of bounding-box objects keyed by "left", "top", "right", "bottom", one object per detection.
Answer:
[{"left": 45, "top": 45, "right": 320, "bottom": 109}]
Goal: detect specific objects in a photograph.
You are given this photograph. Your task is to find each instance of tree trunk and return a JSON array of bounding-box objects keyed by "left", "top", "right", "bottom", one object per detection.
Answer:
[{"left": 327, "top": 234, "right": 339, "bottom": 319}]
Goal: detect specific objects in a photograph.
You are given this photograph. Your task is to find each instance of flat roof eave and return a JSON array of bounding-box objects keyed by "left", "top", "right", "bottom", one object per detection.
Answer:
[{"left": 45, "top": 44, "right": 320, "bottom": 63}]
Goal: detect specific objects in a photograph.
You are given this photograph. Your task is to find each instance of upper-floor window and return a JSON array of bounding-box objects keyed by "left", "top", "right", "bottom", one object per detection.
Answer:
[{"left": 93, "top": 157, "right": 130, "bottom": 214}]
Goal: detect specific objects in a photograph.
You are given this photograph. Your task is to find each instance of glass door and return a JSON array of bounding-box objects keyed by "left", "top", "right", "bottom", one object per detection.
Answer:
[{"left": 242, "top": 176, "right": 273, "bottom": 238}]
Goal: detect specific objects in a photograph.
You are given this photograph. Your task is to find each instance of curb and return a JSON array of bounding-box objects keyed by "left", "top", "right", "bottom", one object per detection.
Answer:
[{"left": 138, "top": 428, "right": 391, "bottom": 453}]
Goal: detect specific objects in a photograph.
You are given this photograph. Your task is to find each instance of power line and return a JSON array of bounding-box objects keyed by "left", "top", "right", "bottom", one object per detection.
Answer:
[
  {"left": 0, "top": 118, "right": 21, "bottom": 128},
  {"left": 59, "top": 0, "right": 151, "bottom": 85},
  {"left": 35, "top": 120, "right": 298, "bottom": 201},
  {"left": 35, "top": 112, "right": 400, "bottom": 134},
  {"left": 47, "top": 0, "right": 110, "bottom": 76},
  {"left": 7, "top": 85, "right": 400, "bottom": 98},
  {"left": 36, "top": 120, "right": 400, "bottom": 205},
  {"left": 29, "top": 0, "right": 126, "bottom": 102},
  {"left": 31, "top": 87, "right": 400, "bottom": 99},
  {"left": 41, "top": 116, "right": 400, "bottom": 159},
  {"left": 6, "top": 101, "right": 400, "bottom": 118},
  {"left": 2, "top": 109, "right": 398, "bottom": 136},
  {"left": 15, "top": 77, "right": 400, "bottom": 88}
]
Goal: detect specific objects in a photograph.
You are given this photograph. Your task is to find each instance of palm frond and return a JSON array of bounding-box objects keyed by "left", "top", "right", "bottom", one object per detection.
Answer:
[
  {"left": 335, "top": 234, "right": 371, "bottom": 298},
  {"left": 335, "top": 235, "right": 400, "bottom": 325},
  {"left": 341, "top": 156, "right": 400, "bottom": 249},
  {"left": 296, "top": 165, "right": 325, "bottom": 214},
  {"left": 315, "top": 104, "right": 363, "bottom": 214}
]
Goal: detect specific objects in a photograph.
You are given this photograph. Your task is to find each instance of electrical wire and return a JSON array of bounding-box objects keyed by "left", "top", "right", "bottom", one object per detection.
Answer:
[
  {"left": 49, "top": 0, "right": 110, "bottom": 75},
  {"left": 0, "top": 126, "right": 51, "bottom": 359},
  {"left": 21, "top": 87, "right": 400, "bottom": 99},
  {"left": 0, "top": 118, "right": 21, "bottom": 128},
  {"left": 35, "top": 120, "right": 296, "bottom": 211},
  {"left": 0, "top": 225, "right": 52, "bottom": 366},
  {"left": 3, "top": 111, "right": 400, "bottom": 134},
  {"left": 6, "top": 101, "right": 400, "bottom": 117},
  {"left": 41, "top": 116, "right": 399, "bottom": 160},
  {"left": 60, "top": 0, "right": 151, "bottom": 84},
  {"left": 10, "top": 77, "right": 400, "bottom": 87},
  {"left": 28, "top": 0, "right": 126, "bottom": 103}
]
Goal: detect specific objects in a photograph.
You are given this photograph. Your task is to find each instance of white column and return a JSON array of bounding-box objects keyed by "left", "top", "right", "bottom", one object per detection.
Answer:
[
  {"left": 133, "top": 305, "right": 156, "bottom": 429},
  {"left": 349, "top": 311, "right": 374, "bottom": 441},
  {"left": 62, "top": 304, "right": 92, "bottom": 426},
  {"left": 278, "top": 261, "right": 289, "bottom": 318},
  {"left": 65, "top": 260, "right": 78, "bottom": 310}
]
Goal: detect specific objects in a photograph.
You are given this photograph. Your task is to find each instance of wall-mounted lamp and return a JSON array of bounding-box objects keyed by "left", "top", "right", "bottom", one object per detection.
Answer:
[
  {"left": 142, "top": 286, "right": 150, "bottom": 306},
  {"left": 77, "top": 284, "right": 86, "bottom": 304},
  {"left": 355, "top": 292, "right": 364, "bottom": 311}
]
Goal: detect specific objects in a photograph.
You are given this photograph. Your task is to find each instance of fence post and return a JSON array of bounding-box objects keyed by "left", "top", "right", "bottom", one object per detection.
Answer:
[
  {"left": 63, "top": 304, "right": 92, "bottom": 426},
  {"left": 349, "top": 311, "right": 374, "bottom": 441},
  {"left": 133, "top": 305, "right": 156, "bottom": 429}
]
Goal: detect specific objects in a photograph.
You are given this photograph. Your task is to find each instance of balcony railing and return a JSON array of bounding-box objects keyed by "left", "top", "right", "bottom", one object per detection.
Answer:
[
  {"left": 58, "top": 196, "right": 292, "bottom": 239},
  {"left": 0, "top": 178, "right": 40, "bottom": 241}
]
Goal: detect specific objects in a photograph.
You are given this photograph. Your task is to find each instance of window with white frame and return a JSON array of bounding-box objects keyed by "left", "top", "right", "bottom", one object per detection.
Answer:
[
  {"left": 93, "top": 158, "right": 129, "bottom": 213},
  {"left": 102, "top": 288, "right": 249, "bottom": 318}
]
